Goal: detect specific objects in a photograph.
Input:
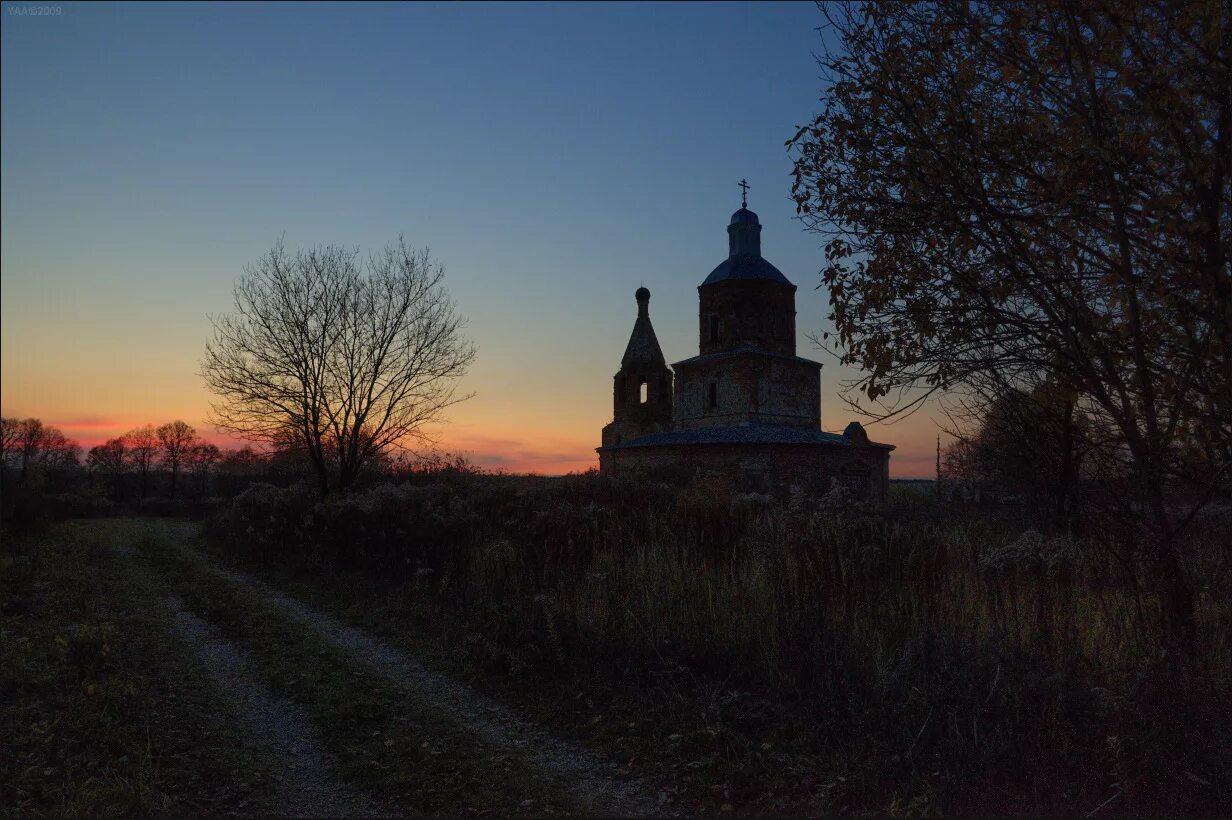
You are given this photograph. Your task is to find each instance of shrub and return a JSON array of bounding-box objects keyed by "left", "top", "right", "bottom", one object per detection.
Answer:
[{"left": 204, "top": 482, "right": 316, "bottom": 559}]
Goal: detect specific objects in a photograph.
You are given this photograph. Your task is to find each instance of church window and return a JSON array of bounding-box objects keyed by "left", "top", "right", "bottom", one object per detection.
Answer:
[
  {"left": 708, "top": 382, "right": 718, "bottom": 409},
  {"left": 640, "top": 382, "right": 648, "bottom": 404},
  {"left": 708, "top": 315, "right": 720, "bottom": 343}
]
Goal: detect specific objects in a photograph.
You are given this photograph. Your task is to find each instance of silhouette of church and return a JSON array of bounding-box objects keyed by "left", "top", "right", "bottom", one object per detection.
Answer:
[{"left": 597, "top": 190, "right": 893, "bottom": 499}]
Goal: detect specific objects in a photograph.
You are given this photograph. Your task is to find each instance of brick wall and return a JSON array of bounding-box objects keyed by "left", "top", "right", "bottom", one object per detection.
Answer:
[
  {"left": 697, "top": 280, "right": 796, "bottom": 356},
  {"left": 673, "top": 353, "right": 821, "bottom": 429},
  {"left": 598, "top": 442, "right": 891, "bottom": 501}
]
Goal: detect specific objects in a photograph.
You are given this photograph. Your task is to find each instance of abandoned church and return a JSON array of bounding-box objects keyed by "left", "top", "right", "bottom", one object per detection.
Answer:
[{"left": 597, "top": 195, "right": 894, "bottom": 500}]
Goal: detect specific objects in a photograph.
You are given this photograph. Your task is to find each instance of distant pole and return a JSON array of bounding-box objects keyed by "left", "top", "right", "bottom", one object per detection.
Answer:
[{"left": 935, "top": 434, "right": 942, "bottom": 503}]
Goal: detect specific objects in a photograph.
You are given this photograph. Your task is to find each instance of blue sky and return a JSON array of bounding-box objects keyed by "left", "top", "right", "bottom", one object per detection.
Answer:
[{"left": 1, "top": 1, "right": 939, "bottom": 475}]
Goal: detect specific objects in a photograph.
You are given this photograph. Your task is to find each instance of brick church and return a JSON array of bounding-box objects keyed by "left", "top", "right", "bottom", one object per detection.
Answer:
[{"left": 597, "top": 192, "right": 893, "bottom": 500}]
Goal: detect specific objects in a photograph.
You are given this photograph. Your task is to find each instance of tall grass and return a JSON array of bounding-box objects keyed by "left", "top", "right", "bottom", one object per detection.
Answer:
[{"left": 206, "top": 471, "right": 1231, "bottom": 811}]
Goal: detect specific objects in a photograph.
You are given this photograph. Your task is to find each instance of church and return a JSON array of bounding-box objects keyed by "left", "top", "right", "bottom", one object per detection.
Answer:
[{"left": 597, "top": 190, "right": 893, "bottom": 501}]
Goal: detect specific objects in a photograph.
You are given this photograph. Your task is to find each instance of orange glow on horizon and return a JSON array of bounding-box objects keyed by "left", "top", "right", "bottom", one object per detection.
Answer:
[{"left": 18, "top": 414, "right": 937, "bottom": 479}]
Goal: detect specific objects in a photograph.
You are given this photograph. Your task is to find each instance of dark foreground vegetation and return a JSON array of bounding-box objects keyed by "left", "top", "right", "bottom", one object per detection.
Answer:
[
  {"left": 4, "top": 456, "right": 1229, "bottom": 814},
  {"left": 0, "top": 521, "right": 280, "bottom": 816},
  {"left": 198, "top": 468, "right": 1229, "bottom": 815}
]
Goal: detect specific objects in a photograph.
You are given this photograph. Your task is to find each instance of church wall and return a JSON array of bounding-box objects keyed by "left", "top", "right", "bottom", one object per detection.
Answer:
[
  {"left": 601, "top": 417, "right": 673, "bottom": 448},
  {"left": 697, "top": 280, "right": 796, "bottom": 356},
  {"left": 598, "top": 442, "right": 891, "bottom": 502},
  {"left": 674, "top": 355, "right": 820, "bottom": 429}
]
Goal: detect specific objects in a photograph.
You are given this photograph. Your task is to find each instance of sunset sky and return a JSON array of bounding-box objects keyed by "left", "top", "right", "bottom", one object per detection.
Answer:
[{"left": 2, "top": 2, "right": 940, "bottom": 477}]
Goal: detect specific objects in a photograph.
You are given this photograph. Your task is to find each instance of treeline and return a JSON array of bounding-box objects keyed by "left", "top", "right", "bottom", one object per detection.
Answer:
[
  {"left": 1, "top": 417, "right": 268, "bottom": 501},
  {"left": 938, "top": 382, "right": 1226, "bottom": 534},
  {"left": 0, "top": 415, "right": 478, "bottom": 533},
  {"left": 0, "top": 417, "right": 313, "bottom": 531}
]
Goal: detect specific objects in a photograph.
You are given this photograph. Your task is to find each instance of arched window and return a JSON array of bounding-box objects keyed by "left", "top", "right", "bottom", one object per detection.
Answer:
[
  {"left": 708, "top": 383, "right": 718, "bottom": 410},
  {"left": 708, "top": 315, "right": 720, "bottom": 343},
  {"left": 640, "top": 382, "right": 648, "bottom": 404}
]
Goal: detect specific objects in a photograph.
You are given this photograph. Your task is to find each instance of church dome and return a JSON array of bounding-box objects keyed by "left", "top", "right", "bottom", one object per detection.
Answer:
[
  {"left": 701, "top": 201, "right": 794, "bottom": 288},
  {"left": 729, "top": 207, "right": 759, "bottom": 225},
  {"left": 702, "top": 255, "right": 793, "bottom": 287},
  {"left": 635, "top": 286, "right": 651, "bottom": 302}
]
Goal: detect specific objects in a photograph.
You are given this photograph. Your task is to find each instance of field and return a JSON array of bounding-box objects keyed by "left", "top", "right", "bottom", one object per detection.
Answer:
[{"left": 2, "top": 474, "right": 1229, "bottom": 816}]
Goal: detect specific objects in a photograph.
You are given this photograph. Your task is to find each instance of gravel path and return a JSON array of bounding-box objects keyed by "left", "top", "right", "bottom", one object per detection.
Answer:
[
  {"left": 164, "top": 595, "right": 391, "bottom": 819},
  {"left": 206, "top": 563, "right": 669, "bottom": 817}
]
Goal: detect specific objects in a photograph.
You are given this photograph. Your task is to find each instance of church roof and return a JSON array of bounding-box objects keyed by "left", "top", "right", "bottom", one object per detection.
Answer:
[
  {"left": 671, "top": 346, "right": 821, "bottom": 369},
  {"left": 598, "top": 423, "right": 895, "bottom": 451},
  {"left": 701, "top": 255, "right": 794, "bottom": 287},
  {"left": 621, "top": 288, "right": 667, "bottom": 369},
  {"left": 729, "top": 206, "right": 759, "bottom": 225},
  {"left": 701, "top": 205, "right": 795, "bottom": 287},
  {"left": 621, "top": 315, "right": 666, "bottom": 368}
]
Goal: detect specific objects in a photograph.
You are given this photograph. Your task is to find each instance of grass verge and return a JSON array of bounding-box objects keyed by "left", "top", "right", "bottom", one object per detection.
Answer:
[
  {"left": 133, "top": 519, "right": 578, "bottom": 816},
  {"left": 0, "top": 519, "right": 277, "bottom": 817},
  {"left": 191, "top": 534, "right": 842, "bottom": 816}
]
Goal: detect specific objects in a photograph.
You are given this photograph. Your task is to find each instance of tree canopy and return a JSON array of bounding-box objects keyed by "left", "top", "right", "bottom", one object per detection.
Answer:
[
  {"left": 789, "top": 0, "right": 1230, "bottom": 642},
  {"left": 202, "top": 238, "right": 476, "bottom": 494}
]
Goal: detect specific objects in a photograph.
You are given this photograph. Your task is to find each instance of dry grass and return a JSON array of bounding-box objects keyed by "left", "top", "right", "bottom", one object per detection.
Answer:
[{"left": 205, "top": 471, "right": 1232, "bottom": 814}]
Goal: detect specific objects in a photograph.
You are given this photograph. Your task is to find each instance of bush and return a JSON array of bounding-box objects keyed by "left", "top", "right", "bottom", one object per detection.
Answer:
[
  {"left": 204, "top": 482, "right": 316, "bottom": 559},
  {"left": 47, "top": 492, "right": 115, "bottom": 519},
  {"left": 0, "top": 485, "right": 51, "bottom": 536}
]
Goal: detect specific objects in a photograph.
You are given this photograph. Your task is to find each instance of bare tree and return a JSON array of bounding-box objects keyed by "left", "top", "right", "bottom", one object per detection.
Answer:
[
  {"left": 10, "top": 418, "right": 46, "bottom": 479},
  {"left": 185, "top": 442, "right": 221, "bottom": 498},
  {"left": 1, "top": 418, "right": 81, "bottom": 480},
  {"left": 87, "top": 437, "right": 128, "bottom": 498},
  {"left": 87, "top": 437, "right": 127, "bottom": 474},
  {"left": 202, "top": 238, "right": 476, "bottom": 494},
  {"left": 124, "top": 425, "right": 159, "bottom": 499},
  {"left": 39, "top": 428, "right": 81, "bottom": 471},
  {"left": 0, "top": 417, "right": 20, "bottom": 485},
  {"left": 217, "top": 446, "right": 267, "bottom": 496},
  {"left": 157, "top": 420, "right": 199, "bottom": 498},
  {"left": 788, "top": 0, "right": 1231, "bottom": 645}
]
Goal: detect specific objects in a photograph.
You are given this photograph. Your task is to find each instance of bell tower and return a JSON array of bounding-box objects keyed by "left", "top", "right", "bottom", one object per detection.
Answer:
[{"left": 601, "top": 287, "right": 673, "bottom": 447}]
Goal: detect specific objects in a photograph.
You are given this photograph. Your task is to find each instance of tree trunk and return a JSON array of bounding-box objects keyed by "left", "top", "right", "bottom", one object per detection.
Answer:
[
  {"left": 1157, "top": 540, "right": 1196, "bottom": 651},
  {"left": 312, "top": 455, "right": 331, "bottom": 496}
]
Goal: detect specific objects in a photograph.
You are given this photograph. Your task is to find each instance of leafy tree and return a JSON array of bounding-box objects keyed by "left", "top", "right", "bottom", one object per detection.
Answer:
[
  {"left": 123, "top": 425, "right": 159, "bottom": 499},
  {"left": 789, "top": 0, "right": 1230, "bottom": 643},
  {"left": 156, "top": 420, "right": 199, "bottom": 498},
  {"left": 202, "top": 238, "right": 476, "bottom": 494}
]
